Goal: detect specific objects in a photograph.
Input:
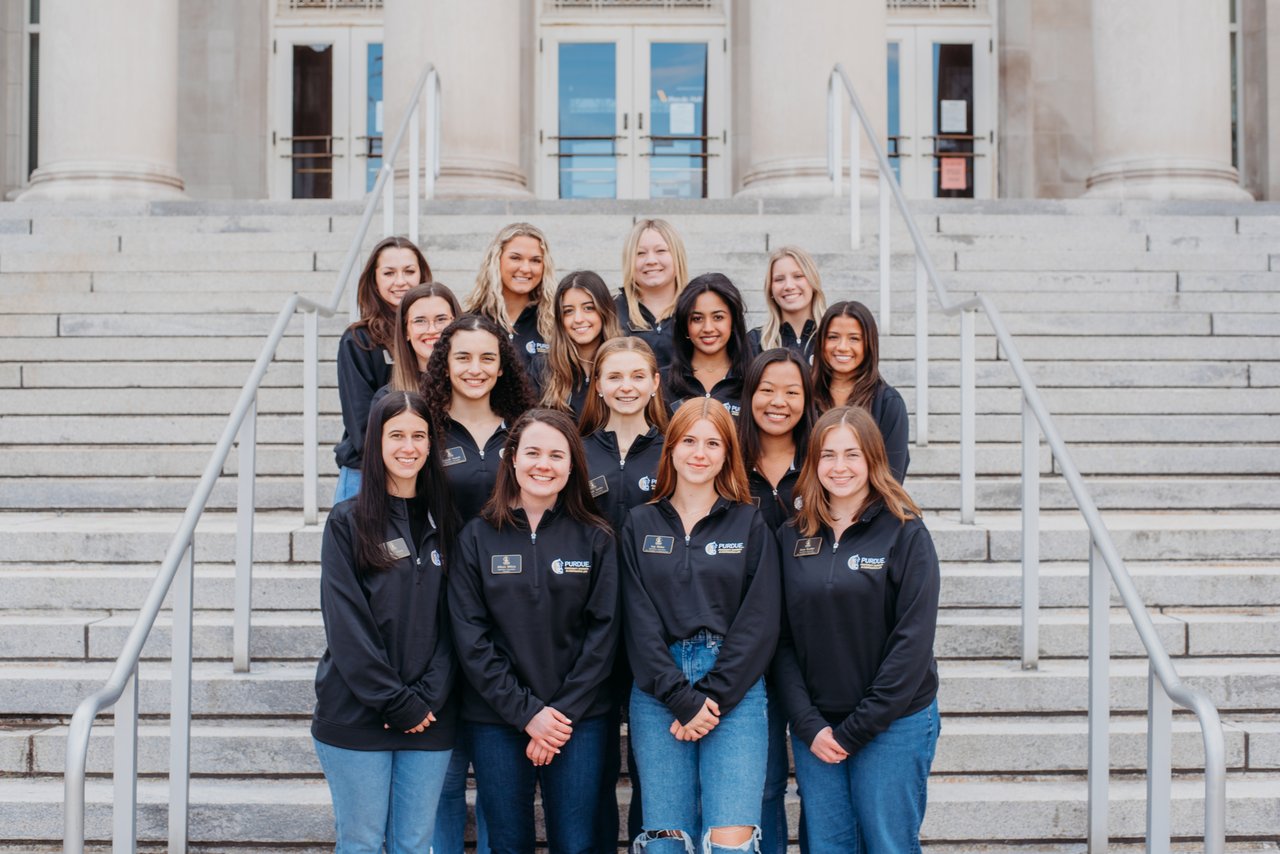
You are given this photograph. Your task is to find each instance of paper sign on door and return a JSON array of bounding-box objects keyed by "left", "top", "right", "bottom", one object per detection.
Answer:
[{"left": 940, "top": 157, "right": 967, "bottom": 191}]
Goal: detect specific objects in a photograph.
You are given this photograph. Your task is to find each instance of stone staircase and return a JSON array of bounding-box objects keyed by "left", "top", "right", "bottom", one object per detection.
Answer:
[{"left": 0, "top": 197, "right": 1277, "bottom": 850}]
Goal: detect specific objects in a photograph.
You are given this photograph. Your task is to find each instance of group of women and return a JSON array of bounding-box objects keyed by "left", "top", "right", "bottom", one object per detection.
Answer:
[{"left": 312, "top": 219, "right": 940, "bottom": 854}]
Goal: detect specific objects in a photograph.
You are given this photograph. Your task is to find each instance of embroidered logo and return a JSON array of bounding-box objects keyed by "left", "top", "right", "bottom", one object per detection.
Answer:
[
  {"left": 638, "top": 476, "right": 656, "bottom": 492},
  {"left": 553, "top": 558, "right": 591, "bottom": 575},
  {"left": 431, "top": 549, "right": 441, "bottom": 566},
  {"left": 848, "top": 554, "right": 886, "bottom": 571},
  {"left": 712, "top": 541, "right": 745, "bottom": 555}
]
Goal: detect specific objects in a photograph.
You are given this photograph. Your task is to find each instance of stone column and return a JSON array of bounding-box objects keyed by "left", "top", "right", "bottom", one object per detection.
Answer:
[
  {"left": 1085, "top": 0, "right": 1249, "bottom": 199},
  {"left": 736, "top": 0, "right": 885, "bottom": 197},
  {"left": 20, "top": 0, "right": 183, "bottom": 200},
  {"left": 383, "top": 0, "right": 530, "bottom": 198}
]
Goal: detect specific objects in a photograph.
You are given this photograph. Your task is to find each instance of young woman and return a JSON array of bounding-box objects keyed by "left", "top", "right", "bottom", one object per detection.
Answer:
[
  {"left": 466, "top": 222, "right": 557, "bottom": 368},
  {"left": 737, "top": 348, "right": 816, "bottom": 854},
  {"left": 621, "top": 398, "right": 781, "bottom": 853},
  {"left": 748, "top": 246, "right": 828, "bottom": 362},
  {"left": 663, "top": 273, "right": 755, "bottom": 419},
  {"left": 811, "top": 301, "right": 910, "bottom": 482},
  {"left": 449, "top": 409, "right": 619, "bottom": 854},
  {"left": 421, "top": 313, "right": 535, "bottom": 854},
  {"left": 312, "top": 391, "right": 458, "bottom": 853},
  {"left": 537, "top": 270, "right": 623, "bottom": 416},
  {"left": 771, "top": 406, "right": 940, "bottom": 854},
  {"left": 334, "top": 236, "right": 430, "bottom": 502},
  {"left": 615, "top": 219, "right": 690, "bottom": 370},
  {"left": 387, "top": 282, "right": 462, "bottom": 393}
]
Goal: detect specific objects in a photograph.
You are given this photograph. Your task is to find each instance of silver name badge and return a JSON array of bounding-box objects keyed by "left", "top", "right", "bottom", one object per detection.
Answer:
[
  {"left": 793, "top": 537, "right": 823, "bottom": 558},
  {"left": 491, "top": 554, "right": 523, "bottom": 574},
  {"left": 383, "top": 538, "right": 410, "bottom": 560},
  {"left": 642, "top": 535, "right": 674, "bottom": 555},
  {"left": 441, "top": 446, "right": 466, "bottom": 467},
  {"left": 589, "top": 475, "right": 609, "bottom": 498}
]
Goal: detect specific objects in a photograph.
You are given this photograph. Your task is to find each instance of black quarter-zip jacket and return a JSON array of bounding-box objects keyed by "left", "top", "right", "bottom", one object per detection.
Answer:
[
  {"left": 747, "top": 320, "right": 817, "bottom": 363},
  {"left": 583, "top": 427, "right": 665, "bottom": 531},
  {"left": 748, "top": 447, "right": 804, "bottom": 532},
  {"left": 334, "top": 327, "right": 393, "bottom": 470},
  {"left": 871, "top": 381, "right": 910, "bottom": 482},
  {"left": 312, "top": 497, "right": 457, "bottom": 751},
  {"left": 511, "top": 302, "right": 550, "bottom": 369},
  {"left": 439, "top": 417, "right": 508, "bottom": 520},
  {"left": 621, "top": 498, "right": 781, "bottom": 725},
  {"left": 615, "top": 292, "right": 675, "bottom": 370},
  {"left": 771, "top": 502, "right": 939, "bottom": 755},
  {"left": 449, "top": 504, "right": 620, "bottom": 730},
  {"left": 662, "top": 365, "right": 746, "bottom": 419}
]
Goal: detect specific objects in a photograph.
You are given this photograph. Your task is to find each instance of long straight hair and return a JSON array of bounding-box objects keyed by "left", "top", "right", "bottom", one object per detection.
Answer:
[
  {"left": 389, "top": 282, "right": 462, "bottom": 393},
  {"left": 665, "top": 273, "right": 753, "bottom": 404},
  {"left": 482, "top": 408, "right": 612, "bottom": 534},
  {"left": 350, "top": 236, "right": 431, "bottom": 351},
  {"left": 354, "top": 391, "right": 458, "bottom": 571},
  {"left": 652, "top": 397, "right": 753, "bottom": 505},
  {"left": 540, "top": 271, "right": 623, "bottom": 411},
  {"left": 420, "top": 314, "right": 537, "bottom": 425},
  {"left": 758, "top": 246, "right": 828, "bottom": 351},
  {"left": 792, "top": 406, "right": 920, "bottom": 537},
  {"left": 466, "top": 222, "right": 556, "bottom": 342},
  {"left": 737, "top": 348, "right": 816, "bottom": 470},
  {"left": 811, "top": 300, "right": 884, "bottom": 412},
  {"left": 620, "top": 219, "right": 689, "bottom": 330},
  {"left": 578, "top": 336, "right": 670, "bottom": 436}
]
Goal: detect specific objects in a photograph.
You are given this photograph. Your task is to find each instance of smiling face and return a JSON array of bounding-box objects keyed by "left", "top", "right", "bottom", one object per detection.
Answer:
[
  {"left": 559, "top": 287, "right": 603, "bottom": 348},
  {"left": 406, "top": 295, "right": 456, "bottom": 368},
  {"left": 817, "top": 424, "right": 869, "bottom": 508},
  {"left": 381, "top": 410, "right": 431, "bottom": 493},
  {"left": 687, "top": 291, "right": 733, "bottom": 358},
  {"left": 513, "top": 420, "right": 572, "bottom": 503},
  {"left": 500, "top": 235, "right": 545, "bottom": 298},
  {"left": 375, "top": 246, "right": 424, "bottom": 308},
  {"left": 447, "top": 328, "right": 503, "bottom": 403},
  {"left": 597, "top": 350, "right": 659, "bottom": 418},
  {"left": 672, "top": 417, "right": 727, "bottom": 487},
  {"left": 633, "top": 228, "right": 675, "bottom": 292},
  {"left": 823, "top": 315, "right": 865, "bottom": 377},
  {"left": 751, "top": 360, "right": 806, "bottom": 438},
  {"left": 770, "top": 255, "right": 814, "bottom": 318}
]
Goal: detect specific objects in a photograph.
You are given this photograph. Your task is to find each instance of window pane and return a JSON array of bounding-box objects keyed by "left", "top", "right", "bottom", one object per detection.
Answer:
[
  {"left": 366, "top": 42, "right": 383, "bottom": 192},
  {"left": 649, "top": 42, "right": 708, "bottom": 199},
  {"left": 558, "top": 42, "right": 617, "bottom": 200}
]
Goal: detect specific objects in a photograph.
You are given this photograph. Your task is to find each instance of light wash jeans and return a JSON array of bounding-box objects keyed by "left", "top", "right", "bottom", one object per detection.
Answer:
[
  {"left": 334, "top": 466, "right": 362, "bottom": 504},
  {"left": 432, "top": 740, "right": 489, "bottom": 854}
]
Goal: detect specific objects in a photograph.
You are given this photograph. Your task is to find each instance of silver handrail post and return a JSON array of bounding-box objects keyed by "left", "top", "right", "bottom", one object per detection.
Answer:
[
  {"left": 914, "top": 258, "right": 928, "bottom": 448},
  {"left": 303, "top": 309, "right": 320, "bottom": 525},
  {"left": 112, "top": 662, "right": 139, "bottom": 854},
  {"left": 1087, "top": 538, "right": 1110, "bottom": 853},
  {"left": 233, "top": 397, "right": 257, "bottom": 673},
  {"left": 878, "top": 171, "right": 891, "bottom": 333},
  {"left": 850, "top": 109, "right": 861, "bottom": 249},
  {"left": 169, "top": 540, "right": 195, "bottom": 854},
  {"left": 1020, "top": 397, "right": 1039, "bottom": 669},
  {"left": 426, "top": 69, "right": 441, "bottom": 199},
  {"left": 828, "top": 73, "right": 838, "bottom": 192},
  {"left": 959, "top": 307, "right": 976, "bottom": 523},
  {"left": 1146, "top": 662, "right": 1173, "bottom": 853},
  {"left": 382, "top": 159, "right": 395, "bottom": 238},
  {"left": 409, "top": 89, "right": 420, "bottom": 246}
]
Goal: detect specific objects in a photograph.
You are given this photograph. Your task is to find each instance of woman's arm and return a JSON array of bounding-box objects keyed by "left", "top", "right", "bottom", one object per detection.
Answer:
[
  {"left": 411, "top": 577, "right": 457, "bottom": 714},
  {"left": 336, "top": 329, "right": 386, "bottom": 464},
  {"left": 769, "top": 592, "right": 829, "bottom": 747},
  {"left": 548, "top": 527, "right": 620, "bottom": 722},
  {"left": 877, "top": 384, "right": 911, "bottom": 482}
]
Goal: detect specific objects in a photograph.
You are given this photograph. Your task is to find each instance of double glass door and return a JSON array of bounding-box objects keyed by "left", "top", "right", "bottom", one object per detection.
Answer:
[
  {"left": 540, "top": 26, "right": 726, "bottom": 199},
  {"left": 887, "top": 26, "right": 994, "bottom": 199},
  {"left": 271, "top": 26, "right": 384, "bottom": 200}
]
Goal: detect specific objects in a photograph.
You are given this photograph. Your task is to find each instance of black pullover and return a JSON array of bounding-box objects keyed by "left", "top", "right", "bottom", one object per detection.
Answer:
[
  {"left": 334, "top": 327, "right": 393, "bottom": 470},
  {"left": 747, "top": 447, "right": 804, "bottom": 532},
  {"left": 449, "top": 505, "right": 619, "bottom": 730},
  {"left": 614, "top": 292, "right": 675, "bottom": 370},
  {"left": 771, "top": 501, "right": 939, "bottom": 754},
  {"left": 870, "top": 381, "right": 911, "bottom": 483},
  {"left": 583, "top": 427, "right": 665, "bottom": 531},
  {"left": 439, "top": 417, "right": 508, "bottom": 520},
  {"left": 510, "top": 302, "right": 550, "bottom": 369},
  {"left": 312, "top": 497, "right": 457, "bottom": 751},
  {"left": 621, "top": 498, "right": 781, "bottom": 725},
  {"left": 747, "top": 319, "right": 817, "bottom": 363},
  {"left": 662, "top": 364, "right": 746, "bottom": 419}
]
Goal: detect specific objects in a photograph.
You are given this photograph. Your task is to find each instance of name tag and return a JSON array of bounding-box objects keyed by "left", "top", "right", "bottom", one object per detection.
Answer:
[
  {"left": 793, "top": 537, "right": 823, "bottom": 558},
  {"left": 491, "top": 554, "right": 522, "bottom": 574},
  {"left": 383, "top": 538, "right": 410, "bottom": 560},
  {"left": 441, "top": 446, "right": 466, "bottom": 467},
  {"left": 642, "top": 535, "right": 674, "bottom": 555},
  {"left": 588, "top": 475, "right": 609, "bottom": 498}
]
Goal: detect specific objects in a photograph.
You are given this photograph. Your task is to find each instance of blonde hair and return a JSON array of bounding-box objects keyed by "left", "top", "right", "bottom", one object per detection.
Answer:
[
  {"left": 793, "top": 406, "right": 920, "bottom": 537},
  {"left": 620, "top": 219, "right": 689, "bottom": 331},
  {"left": 653, "top": 398, "right": 752, "bottom": 505},
  {"left": 578, "top": 337, "right": 670, "bottom": 435},
  {"left": 759, "top": 246, "right": 827, "bottom": 351},
  {"left": 466, "top": 222, "right": 556, "bottom": 342},
  {"left": 540, "top": 271, "right": 624, "bottom": 412}
]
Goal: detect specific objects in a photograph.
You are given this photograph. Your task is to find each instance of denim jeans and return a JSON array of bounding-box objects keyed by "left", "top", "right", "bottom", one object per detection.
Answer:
[
  {"left": 469, "top": 714, "right": 608, "bottom": 854},
  {"left": 432, "top": 740, "right": 489, "bottom": 854},
  {"left": 334, "top": 465, "right": 362, "bottom": 504},
  {"left": 789, "top": 698, "right": 939, "bottom": 854},
  {"left": 759, "top": 682, "right": 790, "bottom": 854},
  {"left": 630, "top": 631, "right": 768, "bottom": 854},
  {"left": 313, "top": 738, "right": 451, "bottom": 854},
  {"left": 596, "top": 700, "right": 643, "bottom": 853}
]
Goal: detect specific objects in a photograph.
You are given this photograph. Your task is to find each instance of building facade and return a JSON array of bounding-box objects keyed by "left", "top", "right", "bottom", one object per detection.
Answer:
[{"left": 0, "top": 0, "right": 1271, "bottom": 202}]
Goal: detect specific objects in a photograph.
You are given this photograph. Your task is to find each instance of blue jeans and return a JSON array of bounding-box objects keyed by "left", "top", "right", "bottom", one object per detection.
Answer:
[
  {"left": 469, "top": 714, "right": 608, "bottom": 854},
  {"left": 334, "top": 466, "right": 362, "bottom": 504},
  {"left": 432, "top": 741, "right": 489, "bottom": 854},
  {"left": 790, "top": 699, "right": 939, "bottom": 854},
  {"left": 630, "top": 631, "right": 768, "bottom": 854},
  {"left": 313, "top": 738, "right": 451, "bottom": 854},
  {"left": 760, "top": 682, "right": 790, "bottom": 854}
]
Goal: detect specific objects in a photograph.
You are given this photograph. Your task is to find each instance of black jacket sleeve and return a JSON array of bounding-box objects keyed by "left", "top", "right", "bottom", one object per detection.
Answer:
[
  {"left": 548, "top": 528, "right": 620, "bottom": 722},
  {"left": 620, "top": 516, "right": 708, "bottom": 724},
  {"left": 410, "top": 581, "right": 456, "bottom": 714},
  {"left": 319, "top": 513, "right": 430, "bottom": 731},
  {"left": 693, "top": 511, "right": 781, "bottom": 715},
  {"left": 447, "top": 527, "right": 544, "bottom": 731},
  {"left": 832, "top": 521, "right": 940, "bottom": 753},
  {"left": 877, "top": 384, "right": 911, "bottom": 482},
  {"left": 770, "top": 589, "right": 829, "bottom": 746},
  {"left": 336, "top": 329, "right": 385, "bottom": 468}
]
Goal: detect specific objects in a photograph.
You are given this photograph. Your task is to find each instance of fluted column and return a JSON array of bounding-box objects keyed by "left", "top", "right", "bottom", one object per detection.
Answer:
[
  {"left": 736, "top": 0, "right": 885, "bottom": 197},
  {"left": 1085, "top": 0, "right": 1249, "bottom": 200},
  {"left": 383, "top": 0, "right": 530, "bottom": 199},
  {"left": 20, "top": 0, "right": 184, "bottom": 200}
]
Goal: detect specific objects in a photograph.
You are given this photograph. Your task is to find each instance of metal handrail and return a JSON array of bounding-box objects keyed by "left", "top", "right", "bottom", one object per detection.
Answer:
[
  {"left": 61, "top": 62, "right": 443, "bottom": 854},
  {"left": 827, "top": 63, "right": 1225, "bottom": 852}
]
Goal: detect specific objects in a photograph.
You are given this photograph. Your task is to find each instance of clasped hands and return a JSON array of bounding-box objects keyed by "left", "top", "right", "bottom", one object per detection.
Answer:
[
  {"left": 670, "top": 697, "right": 720, "bottom": 742},
  {"left": 525, "top": 706, "right": 573, "bottom": 767}
]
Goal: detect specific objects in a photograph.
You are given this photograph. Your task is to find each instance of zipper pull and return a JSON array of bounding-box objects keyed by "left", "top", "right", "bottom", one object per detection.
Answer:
[
  {"left": 619, "top": 456, "right": 626, "bottom": 469},
  {"left": 479, "top": 449, "right": 485, "bottom": 459},
  {"left": 685, "top": 534, "right": 691, "bottom": 547},
  {"left": 531, "top": 531, "right": 537, "bottom": 544}
]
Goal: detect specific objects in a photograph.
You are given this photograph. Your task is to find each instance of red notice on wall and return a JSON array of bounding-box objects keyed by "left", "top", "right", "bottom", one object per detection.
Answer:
[{"left": 940, "top": 157, "right": 967, "bottom": 191}]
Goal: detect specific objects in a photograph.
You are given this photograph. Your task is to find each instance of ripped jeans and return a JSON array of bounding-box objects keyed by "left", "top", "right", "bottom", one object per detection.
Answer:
[{"left": 629, "top": 631, "right": 767, "bottom": 854}]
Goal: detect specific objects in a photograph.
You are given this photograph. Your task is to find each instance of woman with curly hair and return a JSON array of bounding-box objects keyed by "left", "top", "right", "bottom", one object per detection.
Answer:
[
  {"left": 466, "top": 222, "right": 557, "bottom": 368},
  {"left": 537, "top": 271, "right": 623, "bottom": 417}
]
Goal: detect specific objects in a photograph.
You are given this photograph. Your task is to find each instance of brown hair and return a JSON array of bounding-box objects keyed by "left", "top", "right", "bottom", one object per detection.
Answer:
[
  {"left": 578, "top": 337, "right": 670, "bottom": 435},
  {"left": 350, "top": 236, "right": 431, "bottom": 351},
  {"left": 811, "top": 300, "right": 883, "bottom": 412},
  {"left": 620, "top": 219, "right": 689, "bottom": 330},
  {"left": 540, "top": 271, "right": 623, "bottom": 411},
  {"left": 652, "top": 398, "right": 752, "bottom": 505},
  {"left": 466, "top": 222, "right": 556, "bottom": 342},
  {"left": 793, "top": 406, "right": 920, "bottom": 537},
  {"left": 389, "top": 282, "right": 462, "bottom": 393}
]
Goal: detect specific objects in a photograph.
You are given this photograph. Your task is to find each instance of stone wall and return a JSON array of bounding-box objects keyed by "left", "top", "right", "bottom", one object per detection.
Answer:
[{"left": 0, "top": 0, "right": 24, "bottom": 199}]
